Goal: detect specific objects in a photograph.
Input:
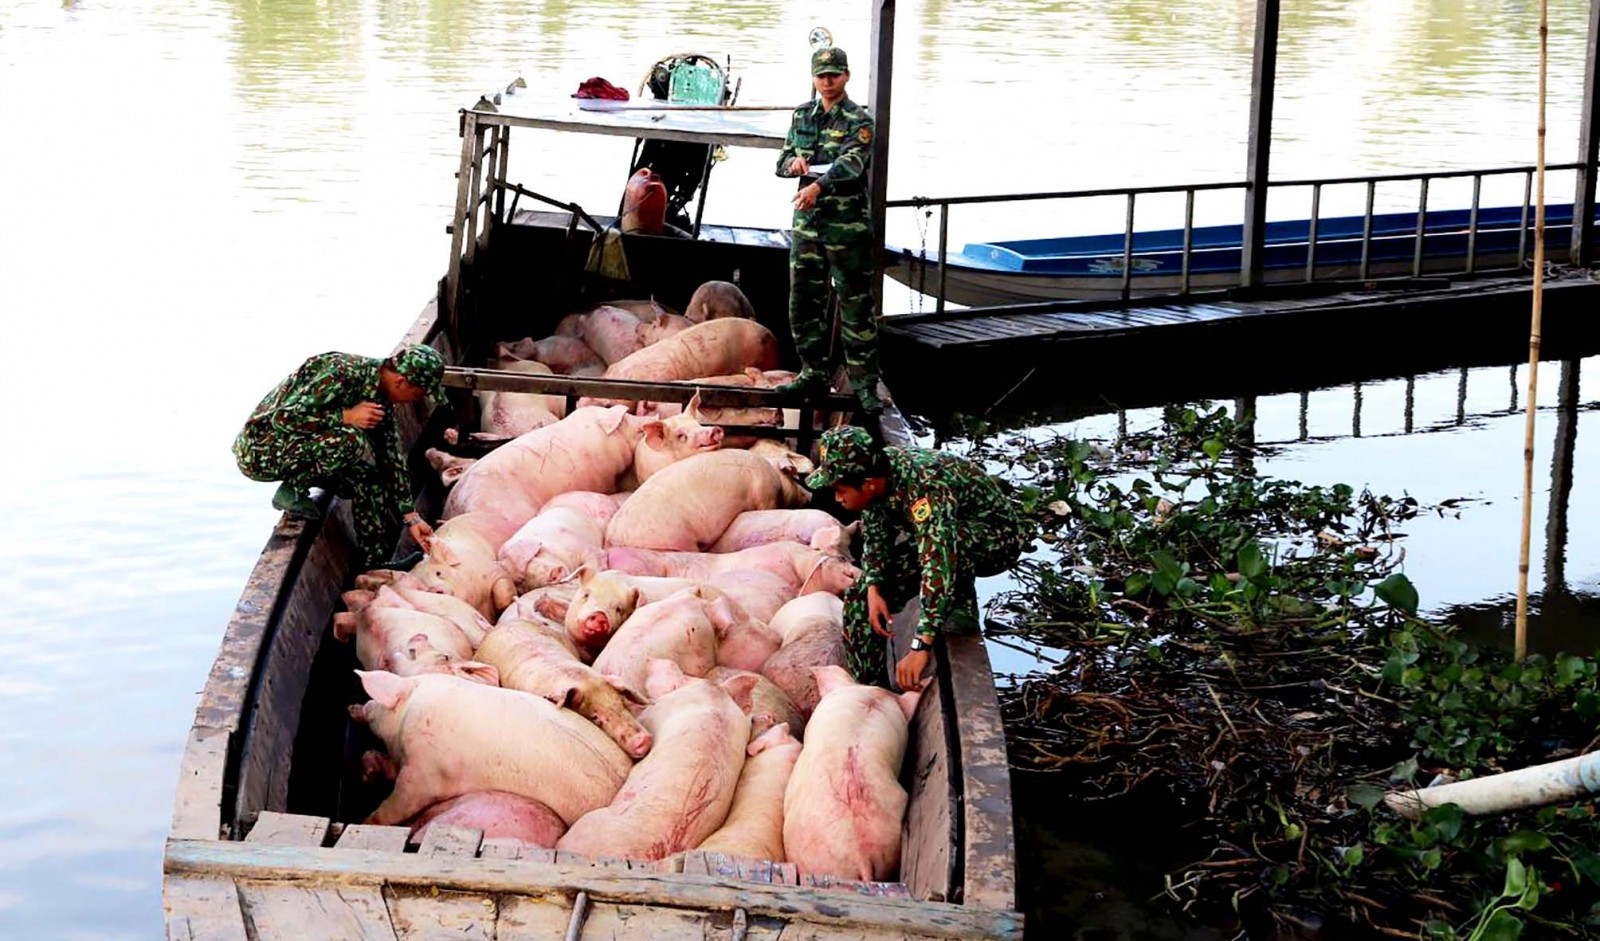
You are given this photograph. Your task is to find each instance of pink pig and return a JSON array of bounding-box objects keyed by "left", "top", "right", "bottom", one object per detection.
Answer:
[
  {"left": 625, "top": 394, "right": 726, "bottom": 487},
  {"left": 603, "top": 318, "right": 780, "bottom": 384},
  {"left": 695, "top": 722, "right": 802, "bottom": 862},
  {"left": 406, "top": 512, "right": 520, "bottom": 620},
  {"left": 579, "top": 305, "right": 653, "bottom": 365},
  {"left": 706, "top": 667, "right": 806, "bottom": 739},
  {"left": 761, "top": 594, "right": 848, "bottom": 717},
  {"left": 590, "top": 588, "right": 736, "bottom": 697},
  {"left": 710, "top": 509, "right": 855, "bottom": 557},
  {"left": 409, "top": 791, "right": 569, "bottom": 849},
  {"left": 606, "top": 450, "right": 810, "bottom": 552},
  {"left": 563, "top": 569, "right": 719, "bottom": 660},
  {"left": 500, "top": 337, "right": 605, "bottom": 377},
  {"left": 783, "top": 666, "right": 921, "bottom": 882},
  {"left": 498, "top": 505, "right": 606, "bottom": 591}
]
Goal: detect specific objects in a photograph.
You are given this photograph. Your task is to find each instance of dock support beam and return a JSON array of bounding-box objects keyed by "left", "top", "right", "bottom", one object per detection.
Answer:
[
  {"left": 1574, "top": 0, "right": 1600, "bottom": 266},
  {"left": 868, "top": 0, "right": 897, "bottom": 310},
  {"left": 1240, "top": 0, "right": 1280, "bottom": 290}
]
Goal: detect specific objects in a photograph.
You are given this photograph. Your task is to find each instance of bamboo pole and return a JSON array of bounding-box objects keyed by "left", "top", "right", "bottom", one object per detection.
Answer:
[{"left": 1516, "top": 0, "right": 1550, "bottom": 662}]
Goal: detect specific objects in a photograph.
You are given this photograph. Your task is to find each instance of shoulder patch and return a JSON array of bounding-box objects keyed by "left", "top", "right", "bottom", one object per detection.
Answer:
[
  {"left": 910, "top": 496, "right": 932, "bottom": 523},
  {"left": 858, "top": 126, "right": 873, "bottom": 144}
]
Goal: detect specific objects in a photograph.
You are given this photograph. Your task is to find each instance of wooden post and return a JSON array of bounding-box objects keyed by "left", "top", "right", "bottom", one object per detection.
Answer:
[
  {"left": 1240, "top": 0, "right": 1280, "bottom": 290},
  {"left": 446, "top": 111, "right": 480, "bottom": 346},
  {"left": 1574, "top": 0, "right": 1600, "bottom": 265},
  {"left": 868, "top": 0, "right": 896, "bottom": 310},
  {"left": 1517, "top": 0, "right": 1551, "bottom": 663}
]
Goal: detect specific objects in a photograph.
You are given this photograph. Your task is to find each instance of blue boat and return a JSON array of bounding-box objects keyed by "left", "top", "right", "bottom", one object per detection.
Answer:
[{"left": 885, "top": 203, "right": 1593, "bottom": 306}]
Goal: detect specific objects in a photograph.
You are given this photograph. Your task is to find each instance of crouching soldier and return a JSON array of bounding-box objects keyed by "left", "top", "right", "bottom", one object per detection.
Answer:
[
  {"left": 233, "top": 344, "right": 444, "bottom": 569},
  {"left": 806, "top": 425, "right": 1034, "bottom": 690}
]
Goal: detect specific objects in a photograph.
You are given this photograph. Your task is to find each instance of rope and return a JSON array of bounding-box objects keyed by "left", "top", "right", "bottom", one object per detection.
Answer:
[{"left": 1515, "top": 0, "right": 1550, "bottom": 662}]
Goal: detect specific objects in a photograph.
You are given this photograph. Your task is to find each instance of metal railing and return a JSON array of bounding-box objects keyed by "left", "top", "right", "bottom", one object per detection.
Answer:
[{"left": 886, "top": 162, "right": 1588, "bottom": 312}]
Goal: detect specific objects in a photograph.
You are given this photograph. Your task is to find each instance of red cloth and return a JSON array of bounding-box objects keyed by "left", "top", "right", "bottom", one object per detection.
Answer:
[{"left": 573, "top": 77, "right": 630, "bottom": 101}]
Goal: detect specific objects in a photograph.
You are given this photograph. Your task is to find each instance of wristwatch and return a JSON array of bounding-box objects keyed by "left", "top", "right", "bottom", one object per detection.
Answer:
[{"left": 909, "top": 635, "right": 934, "bottom": 652}]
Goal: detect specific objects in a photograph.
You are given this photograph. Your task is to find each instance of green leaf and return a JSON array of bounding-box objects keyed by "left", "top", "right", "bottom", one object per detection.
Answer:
[
  {"left": 1571, "top": 851, "right": 1600, "bottom": 885},
  {"left": 1423, "top": 803, "right": 1464, "bottom": 841},
  {"left": 1149, "top": 550, "right": 1184, "bottom": 581},
  {"left": 1375, "top": 573, "right": 1420, "bottom": 614},
  {"left": 1124, "top": 572, "right": 1149, "bottom": 598},
  {"left": 1479, "top": 910, "right": 1524, "bottom": 941},
  {"left": 1346, "top": 783, "right": 1387, "bottom": 810},
  {"left": 1500, "top": 831, "right": 1552, "bottom": 856},
  {"left": 1202, "top": 438, "right": 1224, "bottom": 461},
  {"left": 1342, "top": 845, "right": 1365, "bottom": 867},
  {"left": 1238, "top": 542, "right": 1267, "bottom": 580},
  {"left": 1504, "top": 857, "right": 1529, "bottom": 897}
]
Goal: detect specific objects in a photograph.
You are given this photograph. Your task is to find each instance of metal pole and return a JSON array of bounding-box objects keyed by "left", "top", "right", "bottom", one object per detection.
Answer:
[
  {"left": 1573, "top": 0, "right": 1599, "bottom": 265},
  {"left": 1240, "top": 0, "right": 1281, "bottom": 290},
  {"left": 868, "top": 0, "right": 897, "bottom": 311}
]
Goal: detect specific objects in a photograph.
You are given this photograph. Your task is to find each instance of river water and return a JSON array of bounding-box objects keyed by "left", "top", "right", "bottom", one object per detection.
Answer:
[{"left": 1, "top": 0, "right": 1595, "bottom": 936}]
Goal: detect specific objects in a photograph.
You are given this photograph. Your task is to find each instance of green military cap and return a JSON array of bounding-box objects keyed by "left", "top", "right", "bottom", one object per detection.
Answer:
[
  {"left": 811, "top": 46, "right": 848, "bottom": 76},
  {"left": 391, "top": 343, "right": 445, "bottom": 407},
  {"left": 806, "top": 424, "right": 878, "bottom": 489}
]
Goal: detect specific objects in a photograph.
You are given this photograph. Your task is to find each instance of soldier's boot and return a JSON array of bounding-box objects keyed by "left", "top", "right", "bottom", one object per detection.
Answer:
[
  {"left": 271, "top": 482, "right": 321, "bottom": 520},
  {"left": 775, "top": 367, "right": 830, "bottom": 396}
]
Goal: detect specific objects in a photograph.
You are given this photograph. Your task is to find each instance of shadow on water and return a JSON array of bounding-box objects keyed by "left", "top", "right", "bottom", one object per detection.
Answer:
[{"left": 913, "top": 338, "right": 1600, "bottom": 938}]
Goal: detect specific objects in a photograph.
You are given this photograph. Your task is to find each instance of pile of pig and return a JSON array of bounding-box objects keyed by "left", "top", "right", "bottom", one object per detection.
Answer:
[{"left": 339, "top": 283, "right": 922, "bottom": 886}]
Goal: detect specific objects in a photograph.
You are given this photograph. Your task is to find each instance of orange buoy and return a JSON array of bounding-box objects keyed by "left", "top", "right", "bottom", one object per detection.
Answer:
[{"left": 620, "top": 168, "right": 667, "bottom": 235}]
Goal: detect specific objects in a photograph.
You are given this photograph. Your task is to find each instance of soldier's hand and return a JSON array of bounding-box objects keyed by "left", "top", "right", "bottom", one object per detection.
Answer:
[
  {"left": 792, "top": 182, "right": 821, "bottom": 211},
  {"left": 867, "top": 584, "right": 892, "bottom": 637},
  {"left": 895, "top": 649, "right": 933, "bottom": 692},
  {"left": 407, "top": 518, "right": 436, "bottom": 553},
  {"left": 788, "top": 156, "right": 810, "bottom": 176},
  {"left": 344, "top": 401, "right": 385, "bottom": 429}
]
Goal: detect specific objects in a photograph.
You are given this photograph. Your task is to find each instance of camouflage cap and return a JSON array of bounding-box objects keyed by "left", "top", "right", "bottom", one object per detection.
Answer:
[
  {"left": 390, "top": 344, "right": 445, "bottom": 406},
  {"left": 811, "top": 46, "right": 848, "bottom": 76},
  {"left": 806, "top": 424, "right": 879, "bottom": 489}
]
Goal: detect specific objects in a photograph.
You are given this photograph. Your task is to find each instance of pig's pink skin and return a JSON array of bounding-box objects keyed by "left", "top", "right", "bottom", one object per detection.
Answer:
[
  {"left": 696, "top": 722, "right": 802, "bottom": 862},
  {"left": 356, "top": 671, "right": 631, "bottom": 827},
  {"left": 602, "top": 319, "right": 780, "bottom": 384},
  {"left": 443, "top": 406, "right": 645, "bottom": 522},
  {"left": 761, "top": 595, "right": 847, "bottom": 717},
  {"left": 343, "top": 606, "right": 475, "bottom": 674},
  {"left": 782, "top": 667, "right": 921, "bottom": 882},
  {"left": 579, "top": 305, "right": 653, "bottom": 365},
  {"left": 553, "top": 313, "right": 588, "bottom": 337},
  {"left": 705, "top": 569, "right": 794, "bottom": 624},
  {"left": 627, "top": 403, "right": 726, "bottom": 486},
  {"left": 477, "top": 619, "right": 653, "bottom": 758},
  {"left": 711, "top": 618, "right": 782, "bottom": 674},
  {"left": 476, "top": 359, "right": 565, "bottom": 439},
  {"left": 683, "top": 281, "right": 755, "bottom": 324},
  {"left": 409, "top": 791, "right": 569, "bottom": 849},
  {"left": 376, "top": 585, "right": 492, "bottom": 648},
  {"left": 385, "top": 637, "right": 500, "bottom": 685},
  {"left": 604, "top": 298, "right": 676, "bottom": 323},
  {"left": 498, "top": 506, "right": 606, "bottom": 592},
  {"left": 425, "top": 448, "right": 477, "bottom": 488},
  {"left": 606, "top": 450, "right": 810, "bottom": 552},
  {"left": 564, "top": 572, "right": 721, "bottom": 661},
  {"left": 709, "top": 510, "right": 844, "bottom": 554},
  {"left": 544, "top": 491, "right": 621, "bottom": 530},
  {"left": 497, "top": 582, "right": 578, "bottom": 630},
  {"left": 557, "top": 663, "right": 749, "bottom": 861},
  {"left": 640, "top": 313, "right": 693, "bottom": 347},
  {"left": 408, "top": 513, "right": 521, "bottom": 620},
  {"left": 501, "top": 336, "right": 604, "bottom": 375},
  {"left": 589, "top": 590, "right": 726, "bottom": 698},
  {"left": 706, "top": 667, "right": 806, "bottom": 740},
  {"left": 602, "top": 542, "right": 858, "bottom": 599}
]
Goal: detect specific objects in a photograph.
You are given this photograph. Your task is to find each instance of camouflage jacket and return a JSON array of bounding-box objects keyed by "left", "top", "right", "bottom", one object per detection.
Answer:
[
  {"left": 776, "top": 95, "right": 874, "bottom": 229},
  {"left": 234, "top": 352, "right": 414, "bottom": 515},
  {"left": 860, "top": 447, "right": 1018, "bottom": 636}
]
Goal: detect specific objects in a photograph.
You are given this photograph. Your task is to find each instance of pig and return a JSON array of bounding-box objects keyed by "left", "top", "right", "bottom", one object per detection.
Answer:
[
  {"left": 500, "top": 337, "right": 604, "bottom": 376},
  {"left": 579, "top": 305, "right": 653, "bottom": 365},
  {"left": 684, "top": 280, "right": 756, "bottom": 323},
  {"left": 640, "top": 312, "right": 693, "bottom": 346},
  {"left": 590, "top": 589, "right": 735, "bottom": 697},
  {"left": 624, "top": 394, "right": 725, "bottom": 487},
  {"left": 335, "top": 604, "right": 477, "bottom": 674},
  {"left": 544, "top": 490, "right": 621, "bottom": 530},
  {"left": 604, "top": 297, "right": 677, "bottom": 323},
  {"left": 704, "top": 569, "right": 796, "bottom": 624},
  {"left": 409, "top": 791, "right": 569, "bottom": 849},
  {"left": 442, "top": 406, "right": 645, "bottom": 522},
  {"left": 498, "top": 505, "right": 606, "bottom": 591},
  {"left": 564, "top": 569, "right": 726, "bottom": 660},
  {"left": 603, "top": 319, "right": 780, "bottom": 384},
  {"left": 761, "top": 594, "right": 848, "bottom": 716},
  {"left": 341, "top": 583, "right": 493, "bottom": 649},
  {"left": 498, "top": 581, "right": 578, "bottom": 628},
  {"left": 425, "top": 448, "right": 477, "bottom": 488},
  {"left": 476, "top": 357, "right": 567, "bottom": 439},
  {"left": 557, "top": 660, "right": 750, "bottom": 861},
  {"left": 710, "top": 509, "right": 855, "bottom": 557},
  {"left": 476, "top": 619, "right": 654, "bottom": 758},
  {"left": 711, "top": 615, "right": 784, "bottom": 673},
  {"left": 353, "top": 670, "right": 632, "bottom": 827},
  {"left": 384, "top": 636, "right": 500, "bottom": 685},
  {"left": 782, "top": 666, "right": 921, "bottom": 882},
  {"left": 745, "top": 439, "right": 815, "bottom": 478},
  {"left": 706, "top": 667, "right": 806, "bottom": 739},
  {"left": 695, "top": 723, "right": 802, "bottom": 862},
  {"left": 604, "top": 541, "right": 859, "bottom": 598},
  {"left": 605, "top": 449, "right": 810, "bottom": 552},
  {"left": 407, "top": 513, "right": 520, "bottom": 620}
]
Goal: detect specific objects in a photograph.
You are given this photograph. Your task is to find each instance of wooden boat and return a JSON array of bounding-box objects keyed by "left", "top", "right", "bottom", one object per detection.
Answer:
[
  {"left": 885, "top": 202, "right": 1598, "bottom": 306},
  {"left": 162, "top": 77, "right": 1024, "bottom": 940}
]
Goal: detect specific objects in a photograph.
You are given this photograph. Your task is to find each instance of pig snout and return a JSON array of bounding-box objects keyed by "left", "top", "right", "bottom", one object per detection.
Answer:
[
  {"left": 701, "top": 426, "right": 725, "bottom": 448},
  {"left": 579, "top": 611, "right": 611, "bottom": 640}
]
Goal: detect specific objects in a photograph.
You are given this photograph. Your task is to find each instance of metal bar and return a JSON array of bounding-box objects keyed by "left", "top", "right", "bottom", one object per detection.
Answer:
[
  {"left": 464, "top": 126, "right": 487, "bottom": 266},
  {"left": 1305, "top": 183, "right": 1321, "bottom": 282},
  {"left": 479, "top": 125, "right": 500, "bottom": 251},
  {"left": 564, "top": 891, "right": 590, "bottom": 941},
  {"left": 1181, "top": 189, "right": 1195, "bottom": 294},
  {"left": 936, "top": 202, "right": 949, "bottom": 314},
  {"left": 1359, "top": 180, "right": 1376, "bottom": 280},
  {"left": 444, "top": 366, "right": 859, "bottom": 411},
  {"left": 691, "top": 145, "right": 716, "bottom": 239},
  {"left": 493, "top": 123, "right": 511, "bottom": 220},
  {"left": 1411, "top": 177, "right": 1429, "bottom": 277},
  {"left": 445, "top": 111, "right": 480, "bottom": 339},
  {"left": 1121, "top": 192, "right": 1136, "bottom": 300},
  {"left": 1575, "top": 0, "right": 1600, "bottom": 265},
  {"left": 868, "top": 0, "right": 897, "bottom": 304},
  {"left": 1240, "top": 0, "right": 1281, "bottom": 289},
  {"left": 1466, "top": 174, "right": 1483, "bottom": 274},
  {"left": 1519, "top": 170, "right": 1533, "bottom": 267}
]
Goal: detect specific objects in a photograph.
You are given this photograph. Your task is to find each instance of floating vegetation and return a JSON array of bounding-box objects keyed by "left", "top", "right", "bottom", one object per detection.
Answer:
[{"left": 960, "top": 405, "right": 1600, "bottom": 939}]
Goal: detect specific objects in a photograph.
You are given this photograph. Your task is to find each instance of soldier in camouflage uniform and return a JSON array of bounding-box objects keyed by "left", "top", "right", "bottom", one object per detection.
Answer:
[
  {"left": 233, "top": 345, "right": 444, "bottom": 569},
  {"left": 775, "top": 47, "right": 883, "bottom": 415},
  {"left": 807, "top": 426, "right": 1034, "bottom": 690}
]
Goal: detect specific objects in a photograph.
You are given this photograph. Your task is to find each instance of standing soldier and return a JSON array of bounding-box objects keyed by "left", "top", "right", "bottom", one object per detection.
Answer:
[
  {"left": 806, "top": 426, "right": 1034, "bottom": 690},
  {"left": 774, "top": 46, "right": 883, "bottom": 417},
  {"left": 233, "top": 345, "right": 444, "bottom": 570}
]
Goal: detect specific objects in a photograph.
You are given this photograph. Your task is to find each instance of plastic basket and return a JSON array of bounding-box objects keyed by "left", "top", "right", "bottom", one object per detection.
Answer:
[{"left": 668, "top": 63, "right": 723, "bottom": 105}]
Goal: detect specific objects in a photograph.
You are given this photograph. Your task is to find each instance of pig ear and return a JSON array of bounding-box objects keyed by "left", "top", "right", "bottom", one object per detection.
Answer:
[
  {"left": 897, "top": 687, "right": 923, "bottom": 721},
  {"left": 342, "top": 588, "right": 376, "bottom": 611},
  {"left": 703, "top": 596, "right": 743, "bottom": 637},
  {"left": 642, "top": 420, "right": 665, "bottom": 444},
  {"left": 605, "top": 673, "right": 648, "bottom": 705},
  {"left": 333, "top": 612, "right": 358, "bottom": 642},
  {"left": 598, "top": 405, "right": 628, "bottom": 435},
  {"left": 686, "top": 391, "right": 704, "bottom": 420},
  {"left": 721, "top": 673, "right": 761, "bottom": 712},
  {"left": 441, "top": 464, "right": 470, "bottom": 486},
  {"left": 492, "top": 577, "right": 518, "bottom": 614},
  {"left": 543, "top": 681, "right": 580, "bottom": 709},
  {"left": 356, "top": 670, "right": 414, "bottom": 710},
  {"left": 644, "top": 658, "right": 689, "bottom": 699},
  {"left": 533, "top": 593, "right": 570, "bottom": 623},
  {"left": 748, "top": 722, "right": 795, "bottom": 756},
  {"left": 813, "top": 665, "right": 856, "bottom": 699},
  {"left": 430, "top": 540, "right": 461, "bottom": 567}
]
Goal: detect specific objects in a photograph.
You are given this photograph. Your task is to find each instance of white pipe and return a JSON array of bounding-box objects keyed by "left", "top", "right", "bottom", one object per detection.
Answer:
[{"left": 1384, "top": 752, "right": 1600, "bottom": 819}]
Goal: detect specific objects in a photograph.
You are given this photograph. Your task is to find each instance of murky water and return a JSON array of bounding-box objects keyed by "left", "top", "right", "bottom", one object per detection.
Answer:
[{"left": 1, "top": 0, "right": 1595, "bottom": 935}]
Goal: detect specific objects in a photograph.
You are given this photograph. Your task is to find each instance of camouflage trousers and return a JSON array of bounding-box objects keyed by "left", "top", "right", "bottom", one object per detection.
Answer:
[
  {"left": 841, "top": 510, "right": 1034, "bottom": 688},
  {"left": 788, "top": 226, "right": 880, "bottom": 404},
  {"left": 233, "top": 424, "right": 397, "bottom": 567}
]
